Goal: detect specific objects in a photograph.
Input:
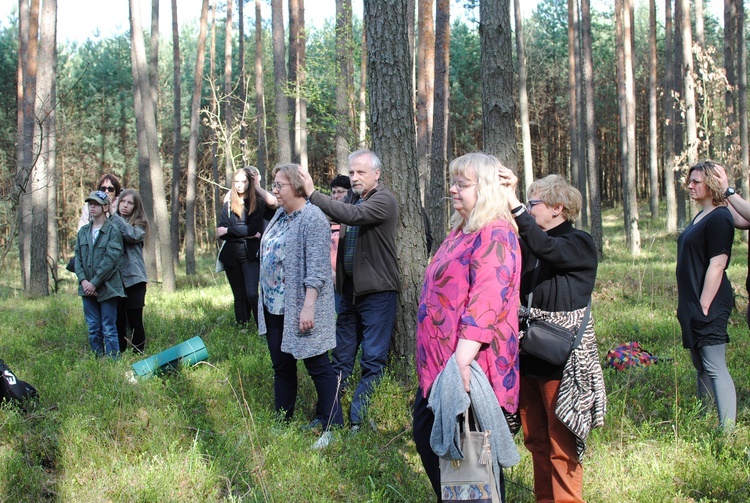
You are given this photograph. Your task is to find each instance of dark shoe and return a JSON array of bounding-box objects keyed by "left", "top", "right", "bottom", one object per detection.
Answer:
[{"left": 300, "top": 418, "right": 323, "bottom": 432}]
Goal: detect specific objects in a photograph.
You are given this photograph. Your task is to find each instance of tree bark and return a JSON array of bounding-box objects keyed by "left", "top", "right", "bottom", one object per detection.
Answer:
[
  {"left": 170, "top": 0, "right": 182, "bottom": 267},
  {"left": 513, "top": 0, "right": 533, "bottom": 196},
  {"left": 694, "top": 0, "right": 705, "bottom": 47},
  {"left": 287, "top": 0, "right": 308, "bottom": 170},
  {"left": 30, "top": 0, "right": 56, "bottom": 296},
  {"left": 185, "top": 0, "right": 209, "bottom": 275},
  {"left": 272, "top": 0, "right": 291, "bottom": 163},
  {"left": 357, "top": 21, "right": 367, "bottom": 149},
  {"left": 428, "top": 0, "right": 449, "bottom": 244},
  {"left": 567, "top": 0, "right": 581, "bottom": 226},
  {"left": 238, "top": 0, "right": 247, "bottom": 166},
  {"left": 679, "top": 0, "right": 697, "bottom": 168},
  {"left": 580, "top": 0, "right": 602, "bottom": 257},
  {"left": 664, "top": 0, "right": 677, "bottom": 232},
  {"left": 364, "top": 0, "right": 426, "bottom": 379},
  {"left": 623, "top": 0, "right": 639, "bottom": 254},
  {"left": 335, "top": 0, "right": 354, "bottom": 174},
  {"left": 480, "top": 0, "right": 516, "bottom": 167},
  {"left": 416, "top": 0, "right": 434, "bottom": 199},
  {"left": 129, "top": 0, "right": 176, "bottom": 292},
  {"left": 224, "top": 0, "right": 234, "bottom": 183},
  {"left": 648, "top": 0, "right": 659, "bottom": 222},
  {"left": 255, "top": 0, "right": 268, "bottom": 182},
  {"left": 209, "top": 0, "right": 221, "bottom": 220}
]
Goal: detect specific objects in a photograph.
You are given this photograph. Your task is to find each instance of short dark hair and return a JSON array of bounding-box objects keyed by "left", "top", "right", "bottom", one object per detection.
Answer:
[
  {"left": 97, "top": 173, "right": 122, "bottom": 197},
  {"left": 330, "top": 174, "right": 351, "bottom": 190}
]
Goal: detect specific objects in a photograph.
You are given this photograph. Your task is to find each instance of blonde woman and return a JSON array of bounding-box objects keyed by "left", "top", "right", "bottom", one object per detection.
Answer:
[{"left": 414, "top": 153, "right": 522, "bottom": 502}]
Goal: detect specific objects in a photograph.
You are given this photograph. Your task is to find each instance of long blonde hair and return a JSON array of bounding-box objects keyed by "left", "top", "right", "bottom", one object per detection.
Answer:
[
  {"left": 117, "top": 189, "right": 150, "bottom": 241},
  {"left": 230, "top": 167, "right": 258, "bottom": 218},
  {"left": 449, "top": 153, "right": 517, "bottom": 233}
]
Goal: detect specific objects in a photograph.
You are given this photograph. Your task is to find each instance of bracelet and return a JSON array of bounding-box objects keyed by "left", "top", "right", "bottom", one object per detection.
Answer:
[{"left": 511, "top": 205, "right": 526, "bottom": 217}]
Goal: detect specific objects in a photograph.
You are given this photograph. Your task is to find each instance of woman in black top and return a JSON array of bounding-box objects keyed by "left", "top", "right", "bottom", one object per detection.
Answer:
[
  {"left": 676, "top": 161, "right": 736, "bottom": 431},
  {"left": 500, "top": 169, "right": 606, "bottom": 503},
  {"left": 217, "top": 167, "right": 277, "bottom": 329}
]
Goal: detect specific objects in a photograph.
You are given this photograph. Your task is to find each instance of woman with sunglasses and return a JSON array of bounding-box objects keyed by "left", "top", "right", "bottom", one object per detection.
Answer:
[
  {"left": 499, "top": 169, "right": 606, "bottom": 503},
  {"left": 77, "top": 174, "right": 122, "bottom": 230}
]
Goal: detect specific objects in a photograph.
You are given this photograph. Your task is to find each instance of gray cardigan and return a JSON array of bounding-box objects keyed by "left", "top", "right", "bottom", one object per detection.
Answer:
[
  {"left": 428, "top": 355, "right": 520, "bottom": 479},
  {"left": 110, "top": 213, "right": 148, "bottom": 288},
  {"left": 257, "top": 203, "right": 336, "bottom": 360}
]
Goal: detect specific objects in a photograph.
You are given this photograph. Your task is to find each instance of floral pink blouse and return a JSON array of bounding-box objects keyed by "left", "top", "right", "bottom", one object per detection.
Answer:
[{"left": 416, "top": 219, "right": 521, "bottom": 413}]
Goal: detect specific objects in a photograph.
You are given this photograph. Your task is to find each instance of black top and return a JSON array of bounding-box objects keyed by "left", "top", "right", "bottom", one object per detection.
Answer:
[
  {"left": 516, "top": 211, "right": 598, "bottom": 378},
  {"left": 218, "top": 198, "right": 273, "bottom": 266},
  {"left": 676, "top": 206, "right": 734, "bottom": 349}
]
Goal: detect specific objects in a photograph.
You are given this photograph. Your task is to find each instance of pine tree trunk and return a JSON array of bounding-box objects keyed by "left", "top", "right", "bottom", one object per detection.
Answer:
[
  {"left": 664, "top": 0, "right": 677, "bottom": 232},
  {"left": 357, "top": 23, "right": 367, "bottom": 149},
  {"left": 272, "top": 0, "right": 291, "bottom": 163},
  {"left": 335, "top": 0, "right": 353, "bottom": 174},
  {"left": 581, "top": 0, "right": 602, "bottom": 257},
  {"left": 514, "top": 0, "right": 533, "bottom": 195},
  {"left": 480, "top": 0, "right": 516, "bottom": 167},
  {"left": 416, "top": 0, "right": 434, "bottom": 199},
  {"left": 428, "top": 0, "right": 449, "bottom": 245},
  {"left": 184, "top": 0, "right": 210, "bottom": 275},
  {"left": 364, "top": 0, "right": 426, "bottom": 379},
  {"left": 255, "top": 0, "right": 268, "bottom": 182},
  {"left": 224, "top": 0, "right": 234, "bottom": 183},
  {"left": 648, "top": 0, "right": 659, "bottom": 222},
  {"left": 129, "top": 0, "right": 176, "bottom": 292},
  {"left": 170, "top": 0, "right": 182, "bottom": 267}
]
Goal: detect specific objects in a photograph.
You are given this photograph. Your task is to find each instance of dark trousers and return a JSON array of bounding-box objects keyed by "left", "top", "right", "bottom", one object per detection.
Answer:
[
  {"left": 225, "top": 259, "right": 260, "bottom": 327},
  {"left": 413, "top": 387, "right": 506, "bottom": 503},
  {"left": 332, "top": 280, "right": 397, "bottom": 424},
  {"left": 264, "top": 310, "right": 343, "bottom": 430},
  {"left": 117, "top": 282, "right": 147, "bottom": 353}
]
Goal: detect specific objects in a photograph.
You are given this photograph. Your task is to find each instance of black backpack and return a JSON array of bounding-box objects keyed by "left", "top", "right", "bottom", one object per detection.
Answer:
[{"left": 0, "top": 360, "right": 38, "bottom": 409}]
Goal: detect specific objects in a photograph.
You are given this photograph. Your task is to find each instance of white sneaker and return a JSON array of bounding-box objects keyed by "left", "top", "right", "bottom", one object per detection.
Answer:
[{"left": 312, "top": 431, "right": 333, "bottom": 450}]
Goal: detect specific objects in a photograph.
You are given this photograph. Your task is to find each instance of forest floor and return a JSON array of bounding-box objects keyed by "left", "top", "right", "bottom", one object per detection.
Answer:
[{"left": 0, "top": 206, "right": 749, "bottom": 502}]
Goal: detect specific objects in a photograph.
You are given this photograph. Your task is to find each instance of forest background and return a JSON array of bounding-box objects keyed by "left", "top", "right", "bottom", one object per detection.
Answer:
[{"left": 1, "top": 0, "right": 749, "bottom": 499}]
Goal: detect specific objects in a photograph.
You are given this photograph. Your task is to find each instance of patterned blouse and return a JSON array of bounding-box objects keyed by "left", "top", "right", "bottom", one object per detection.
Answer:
[
  {"left": 416, "top": 219, "right": 522, "bottom": 413},
  {"left": 260, "top": 208, "right": 303, "bottom": 315}
]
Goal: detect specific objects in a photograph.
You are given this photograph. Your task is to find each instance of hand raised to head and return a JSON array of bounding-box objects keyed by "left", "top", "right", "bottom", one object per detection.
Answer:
[{"left": 299, "top": 169, "right": 316, "bottom": 197}]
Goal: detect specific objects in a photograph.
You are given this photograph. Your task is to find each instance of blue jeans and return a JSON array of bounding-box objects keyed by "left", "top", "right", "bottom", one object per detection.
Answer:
[
  {"left": 82, "top": 296, "right": 120, "bottom": 358},
  {"left": 265, "top": 310, "right": 343, "bottom": 430},
  {"left": 332, "top": 283, "right": 397, "bottom": 425}
]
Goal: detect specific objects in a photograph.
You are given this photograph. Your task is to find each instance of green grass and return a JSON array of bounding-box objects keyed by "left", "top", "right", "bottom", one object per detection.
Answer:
[{"left": 1, "top": 206, "right": 749, "bottom": 502}]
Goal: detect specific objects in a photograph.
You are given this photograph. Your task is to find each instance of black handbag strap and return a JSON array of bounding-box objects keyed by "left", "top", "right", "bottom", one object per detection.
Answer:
[{"left": 526, "top": 259, "right": 591, "bottom": 350}]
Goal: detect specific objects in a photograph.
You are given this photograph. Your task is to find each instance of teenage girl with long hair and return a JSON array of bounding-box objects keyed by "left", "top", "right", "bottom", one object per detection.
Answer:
[
  {"left": 217, "top": 167, "right": 277, "bottom": 329},
  {"left": 112, "top": 188, "right": 150, "bottom": 353}
]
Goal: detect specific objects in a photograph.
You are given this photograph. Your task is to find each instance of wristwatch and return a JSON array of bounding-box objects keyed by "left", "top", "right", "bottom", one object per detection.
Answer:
[{"left": 724, "top": 187, "right": 736, "bottom": 198}]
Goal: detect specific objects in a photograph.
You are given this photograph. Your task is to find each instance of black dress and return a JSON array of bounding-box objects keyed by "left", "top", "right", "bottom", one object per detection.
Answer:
[{"left": 676, "top": 206, "right": 734, "bottom": 349}]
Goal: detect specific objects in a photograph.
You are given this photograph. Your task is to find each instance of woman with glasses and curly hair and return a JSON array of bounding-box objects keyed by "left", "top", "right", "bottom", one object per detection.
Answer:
[{"left": 676, "top": 160, "right": 737, "bottom": 431}]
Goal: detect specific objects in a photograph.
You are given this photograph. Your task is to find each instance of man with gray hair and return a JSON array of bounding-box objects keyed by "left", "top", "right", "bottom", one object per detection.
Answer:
[{"left": 301, "top": 150, "right": 400, "bottom": 430}]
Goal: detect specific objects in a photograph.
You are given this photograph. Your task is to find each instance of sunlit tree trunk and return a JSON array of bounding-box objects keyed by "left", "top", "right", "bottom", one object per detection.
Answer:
[
  {"left": 648, "top": 0, "right": 659, "bottom": 222},
  {"left": 679, "top": 0, "right": 697, "bottom": 169},
  {"left": 357, "top": 23, "right": 367, "bottom": 149},
  {"left": 364, "top": 0, "right": 426, "bottom": 378},
  {"left": 428, "top": 0, "right": 449, "bottom": 244},
  {"left": 209, "top": 0, "right": 220, "bottom": 219},
  {"left": 335, "top": 0, "right": 353, "bottom": 174},
  {"left": 416, "top": 0, "right": 434, "bottom": 199},
  {"left": 664, "top": 0, "right": 677, "bottom": 232},
  {"left": 185, "top": 0, "right": 209, "bottom": 275},
  {"left": 568, "top": 0, "right": 582, "bottom": 227},
  {"left": 514, "top": 0, "right": 532, "bottom": 195},
  {"left": 170, "top": 0, "right": 181, "bottom": 267},
  {"left": 129, "top": 0, "right": 176, "bottom": 292},
  {"left": 272, "top": 0, "right": 291, "bottom": 163},
  {"left": 224, "top": 0, "right": 234, "bottom": 183},
  {"left": 581, "top": 0, "right": 602, "bottom": 256},
  {"left": 31, "top": 0, "right": 56, "bottom": 296},
  {"left": 694, "top": 0, "right": 705, "bottom": 47},
  {"left": 480, "top": 0, "right": 516, "bottom": 167},
  {"left": 238, "top": 0, "right": 247, "bottom": 166},
  {"left": 255, "top": 0, "right": 268, "bottom": 182}
]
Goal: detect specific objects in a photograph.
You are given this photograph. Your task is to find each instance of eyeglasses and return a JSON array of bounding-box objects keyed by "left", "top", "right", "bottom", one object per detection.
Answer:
[
  {"left": 331, "top": 188, "right": 348, "bottom": 195},
  {"left": 450, "top": 181, "right": 477, "bottom": 191},
  {"left": 99, "top": 186, "right": 116, "bottom": 193},
  {"left": 272, "top": 182, "right": 292, "bottom": 190},
  {"left": 526, "top": 199, "right": 544, "bottom": 211}
]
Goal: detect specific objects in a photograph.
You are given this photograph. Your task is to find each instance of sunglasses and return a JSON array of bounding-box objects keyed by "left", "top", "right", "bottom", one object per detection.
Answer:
[{"left": 99, "top": 186, "right": 116, "bottom": 193}]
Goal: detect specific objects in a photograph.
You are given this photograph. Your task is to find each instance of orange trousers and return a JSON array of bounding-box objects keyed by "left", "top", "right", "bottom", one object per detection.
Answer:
[{"left": 520, "top": 377, "right": 584, "bottom": 503}]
